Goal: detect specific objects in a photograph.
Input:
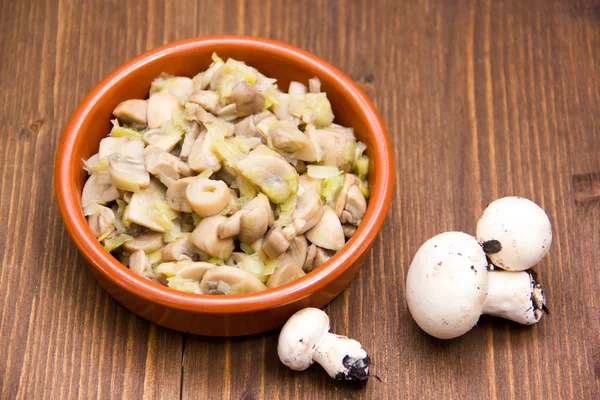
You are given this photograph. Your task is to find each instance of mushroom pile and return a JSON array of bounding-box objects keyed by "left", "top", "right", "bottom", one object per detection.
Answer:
[
  {"left": 81, "top": 53, "right": 370, "bottom": 295},
  {"left": 405, "top": 196, "right": 552, "bottom": 339}
]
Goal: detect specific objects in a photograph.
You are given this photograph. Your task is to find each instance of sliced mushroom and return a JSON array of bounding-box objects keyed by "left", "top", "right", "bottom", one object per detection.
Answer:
[
  {"left": 293, "top": 188, "right": 324, "bottom": 234},
  {"left": 287, "top": 235, "right": 308, "bottom": 268},
  {"left": 122, "top": 231, "right": 164, "bottom": 253},
  {"left": 166, "top": 177, "right": 195, "bottom": 212},
  {"left": 269, "top": 123, "right": 317, "bottom": 162},
  {"left": 108, "top": 153, "right": 150, "bottom": 192},
  {"left": 229, "top": 252, "right": 249, "bottom": 264},
  {"left": 217, "top": 211, "right": 242, "bottom": 239},
  {"left": 112, "top": 99, "right": 148, "bottom": 125},
  {"left": 235, "top": 111, "right": 273, "bottom": 137},
  {"left": 305, "top": 205, "right": 345, "bottom": 251},
  {"left": 147, "top": 272, "right": 169, "bottom": 286},
  {"left": 229, "top": 80, "right": 265, "bottom": 117},
  {"left": 191, "top": 215, "right": 234, "bottom": 259},
  {"left": 266, "top": 254, "right": 306, "bottom": 288},
  {"left": 334, "top": 174, "right": 359, "bottom": 218},
  {"left": 197, "top": 60, "right": 223, "bottom": 90},
  {"left": 239, "top": 207, "right": 269, "bottom": 244},
  {"left": 262, "top": 227, "right": 292, "bottom": 259},
  {"left": 342, "top": 224, "right": 357, "bottom": 238},
  {"left": 237, "top": 152, "right": 298, "bottom": 204},
  {"left": 298, "top": 174, "right": 321, "bottom": 193},
  {"left": 144, "top": 145, "right": 192, "bottom": 187},
  {"left": 313, "top": 247, "right": 334, "bottom": 269},
  {"left": 186, "top": 178, "right": 231, "bottom": 217},
  {"left": 82, "top": 172, "right": 119, "bottom": 208},
  {"left": 129, "top": 249, "right": 147, "bottom": 275},
  {"left": 143, "top": 128, "right": 183, "bottom": 152},
  {"left": 188, "top": 90, "right": 219, "bottom": 113},
  {"left": 303, "top": 244, "right": 317, "bottom": 272},
  {"left": 187, "top": 129, "right": 222, "bottom": 173},
  {"left": 316, "top": 127, "right": 356, "bottom": 171},
  {"left": 184, "top": 103, "right": 235, "bottom": 136},
  {"left": 99, "top": 137, "right": 145, "bottom": 161},
  {"left": 176, "top": 262, "right": 215, "bottom": 280},
  {"left": 341, "top": 185, "right": 367, "bottom": 225},
  {"left": 245, "top": 193, "right": 275, "bottom": 227},
  {"left": 200, "top": 266, "right": 267, "bottom": 294},
  {"left": 147, "top": 91, "right": 180, "bottom": 129},
  {"left": 87, "top": 205, "right": 116, "bottom": 238},
  {"left": 179, "top": 121, "right": 201, "bottom": 160},
  {"left": 162, "top": 237, "right": 197, "bottom": 262},
  {"left": 216, "top": 103, "right": 237, "bottom": 118}
]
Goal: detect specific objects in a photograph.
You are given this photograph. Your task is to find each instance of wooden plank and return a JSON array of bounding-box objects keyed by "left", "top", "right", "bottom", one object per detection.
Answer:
[{"left": 0, "top": 0, "right": 599, "bottom": 399}]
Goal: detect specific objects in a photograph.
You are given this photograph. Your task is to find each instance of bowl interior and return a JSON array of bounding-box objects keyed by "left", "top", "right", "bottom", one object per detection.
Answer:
[{"left": 59, "top": 37, "right": 392, "bottom": 312}]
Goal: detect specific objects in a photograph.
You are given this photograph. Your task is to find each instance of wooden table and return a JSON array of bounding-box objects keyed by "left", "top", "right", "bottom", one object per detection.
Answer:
[{"left": 1, "top": 0, "right": 599, "bottom": 398}]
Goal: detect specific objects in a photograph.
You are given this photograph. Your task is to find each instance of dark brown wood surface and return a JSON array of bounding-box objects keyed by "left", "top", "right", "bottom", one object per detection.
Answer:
[{"left": 1, "top": 0, "right": 599, "bottom": 398}]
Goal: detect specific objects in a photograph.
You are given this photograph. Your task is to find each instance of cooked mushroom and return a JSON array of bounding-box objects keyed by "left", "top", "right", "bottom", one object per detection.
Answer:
[
  {"left": 191, "top": 215, "right": 234, "bottom": 259},
  {"left": 278, "top": 308, "right": 370, "bottom": 381},
  {"left": 292, "top": 188, "right": 324, "bottom": 234},
  {"left": 112, "top": 99, "right": 148, "bottom": 125},
  {"left": 176, "top": 262, "right": 215, "bottom": 280},
  {"left": 184, "top": 103, "right": 235, "bottom": 136},
  {"left": 144, "top": 145, "right": 192, "bottom": 187},
  {"left": 199, "top": 266, "right": 267, "bottom": 294},
  {"left": 87, "top": 205, "right": 116, "bottom": 238},
  {"left": 147, "top": 91, "right": 180, "bottom": 129},
  {"left": 341, "top": 185, "right": 367, "bottom": 225},
  {"left": 187, "top": 90, "right": 219, "bottom": 113},
  {"left": 237, "top": 151, "right": 299, "bottom": 204},
  {"left": 187, "top": 129, "right": 222, "bottom": 173},
  {"left": 82, "top": 172, "right": 119, "bottom": 209},
  {"left": 129, "top": 249, "right": 147, "bottom": 275},
  {"left": 179, "top": 122, "right": 201, "bottom": 160},
  {"left": 334, "top": 174, "right": 359, "bottom": 217},
  {"left": 239, "top": 207, "right": 269, "bottom": 243},
  {"left": 266, "top": 254, "right": 306, "bottom": 288},
  {"left": 162, "top": 237, "right": 197, "bottom": 261},
  {"left": 217, "top": 211, "right": 242, "bottom": 239},
  {"left": 313, "top": 247, "right": 333, "bottom": 269},
  {"left": 165, "top": 177, "right": 195, "bottom": 212},
  {"left": 122, "top": 231, "right": 163, "bottom": 253},
  {"left": 262, "top": 227, "right": 292, "bottom": 259},
  {"left": 269, "top": 123, "right": 317, "bottom": 162},
  {"left": 287, "top": 235, "right": 308, "bottom": 267},
  {"left": 98, "top": 137, "right": 145, "bottom": 161},
  {"left": 107, "top": 153, "right": 150, "bottom": 192},
  {"left": 216, "top": 103, "right": 237, "bottom": 118},
  {"left": 303, "top": 244, "right": 317, "bottom": 272},
  {"left": 186, "top": 178, "right": 230, "bottom": 217},
  {"left": 234, "top": 111, "right": 273, "bottom": 137},
  {"left": 229, "top": 80, "right": 265, "bottom": 117},
  {"left": 305, "top": 205, "right": 345, "bottom": 251},
  {"left": 316, "top": 127, "right": 356, "bottom": 171},
  {"left": 342, "top": 224, "right": 357, "bottom": 238},
  {"left": 142, "top": 127, "right": 183, "bottom": 152}
]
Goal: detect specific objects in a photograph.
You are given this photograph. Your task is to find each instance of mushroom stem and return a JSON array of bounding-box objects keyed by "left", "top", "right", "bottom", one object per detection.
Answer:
[
  {"left": 312, "top": 332, "right": 371, "bottom": 382},
  {"left": 482, "top": 270, "right": 546, "bottom": 325}
]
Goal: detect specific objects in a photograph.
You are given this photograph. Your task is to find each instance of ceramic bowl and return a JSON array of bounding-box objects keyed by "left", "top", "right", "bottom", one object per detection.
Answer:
[{"left": 54, "top": 36, "right": 393, "bottom": 336}]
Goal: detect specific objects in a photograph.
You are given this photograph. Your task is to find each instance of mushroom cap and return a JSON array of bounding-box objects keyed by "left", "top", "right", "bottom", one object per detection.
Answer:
[
  {"left": 277, "top": 308, "right": 330, "bottom": 371},
  {"left": 406, "top": 232, "right": 489, "bottom": 339},
  {"left": 305, "top": 205, "right": 345, "bottom": 251},
  {"left": 476, "top": 196, "right": 552, "bottom": 271}
]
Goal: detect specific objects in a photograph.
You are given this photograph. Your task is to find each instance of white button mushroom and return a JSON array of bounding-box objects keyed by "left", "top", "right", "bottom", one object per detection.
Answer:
[
  {"left": 476, "top": 196, "right": 552, "bottom": 271},
  {"left": 191, "top": 215, "right": 234, "bottom": 259},
  {"left": 406, "top": 232, "right": 547, "bottom": 339},
  {"left": 147, "top": 92, "right": 180, "bottom": 129},
  {"left": 278, "top": 308, "right": 370, "bottom": 382},
  {"left": 305, "top": 205, "right": 345, "bottom": 251}
]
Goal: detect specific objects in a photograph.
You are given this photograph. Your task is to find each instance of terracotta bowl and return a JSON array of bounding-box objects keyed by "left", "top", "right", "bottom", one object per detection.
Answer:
[{"left": 54, "top": 36, "right": 393, "bottom": 336}]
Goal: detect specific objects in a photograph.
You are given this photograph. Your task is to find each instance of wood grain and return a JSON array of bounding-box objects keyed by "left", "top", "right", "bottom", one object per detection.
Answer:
[{"left": 1, "top": 0, "right": 599, "bottom": 398}]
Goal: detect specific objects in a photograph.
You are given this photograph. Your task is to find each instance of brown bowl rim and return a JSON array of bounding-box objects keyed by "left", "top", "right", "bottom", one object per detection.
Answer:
[{"left": 54, "top": 35, "right": 394, "bottom": 314}]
